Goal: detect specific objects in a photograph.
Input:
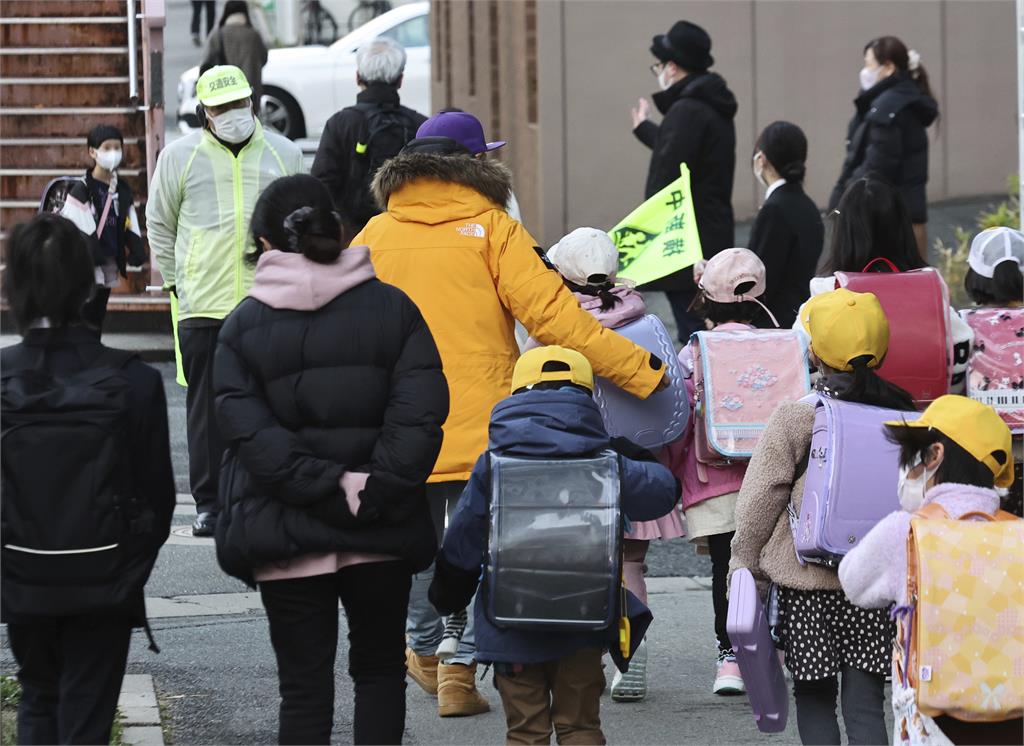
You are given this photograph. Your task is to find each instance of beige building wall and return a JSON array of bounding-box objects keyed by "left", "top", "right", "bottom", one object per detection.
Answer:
[{"left": 434, "top": 0, "right": 1016, "bottom": 247}]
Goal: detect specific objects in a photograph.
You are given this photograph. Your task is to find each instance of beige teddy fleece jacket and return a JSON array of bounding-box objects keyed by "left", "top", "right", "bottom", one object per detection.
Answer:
[{"left": 728, "top": 401, "right": 843, "bottom": 594}]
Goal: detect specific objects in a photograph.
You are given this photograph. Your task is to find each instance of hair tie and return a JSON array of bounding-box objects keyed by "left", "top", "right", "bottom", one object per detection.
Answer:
[{"left": 282, "top": 206, "right": 315, "bottom": 251}]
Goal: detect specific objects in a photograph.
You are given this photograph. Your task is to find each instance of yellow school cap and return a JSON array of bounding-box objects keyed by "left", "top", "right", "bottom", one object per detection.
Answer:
[
  {"left": 800, "top": 288, "right": 889, "bottom": 372},
  {"left": 196, "top": 65, "right": 253, "bottom": 107},
  {"left": 511, "top": 346, "right": 594, "bottom": 394},
  {"left": 885, "top": 395, "right": 1014, "bottom": 488}
]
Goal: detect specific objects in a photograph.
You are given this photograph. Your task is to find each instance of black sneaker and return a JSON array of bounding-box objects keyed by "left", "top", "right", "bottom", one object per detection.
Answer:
[{"left": 192, "top": 512, "right": 218, "bottom": 537}]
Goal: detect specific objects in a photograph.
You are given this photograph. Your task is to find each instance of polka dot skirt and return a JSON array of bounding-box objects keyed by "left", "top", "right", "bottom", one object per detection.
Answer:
[{"left": 778, "top": 587, "right": 894, "bottom": 680}]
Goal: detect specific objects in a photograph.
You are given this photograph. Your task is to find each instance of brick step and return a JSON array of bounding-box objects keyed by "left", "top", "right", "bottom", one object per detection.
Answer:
[
  {"left": 0, "top": 1, "right": 128, "bottom": 19},
  {"left": 1, "top": 19, "right": 128, "bottom": 48},
  {"left": 2, "top": 169, "right": 146, "bottom": 202},
  {"left": 0, "top": 110, "right": 146, "bottom": 139},
  {"left": 0, "top": 51, "right": 131, "bottom": 77},
  {"left": 1, "top": 79, "right": 145, "bottom": 108},
  {"left": 0, "top": 139, "right": 147, "bottom": 171}
]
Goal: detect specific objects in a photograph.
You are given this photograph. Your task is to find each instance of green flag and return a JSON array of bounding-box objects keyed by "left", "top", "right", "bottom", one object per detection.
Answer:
[{"left": 609, "top": 164, "right": 703, "bottom": 285}]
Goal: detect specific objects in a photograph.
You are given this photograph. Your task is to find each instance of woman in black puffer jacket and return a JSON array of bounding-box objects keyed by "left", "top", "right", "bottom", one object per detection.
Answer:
[
  {"left": 828, "top": 36, "right": 938, "bottom": 260},
  {"left": 213, "top": 174, "right": 448, "bottom": 745}
]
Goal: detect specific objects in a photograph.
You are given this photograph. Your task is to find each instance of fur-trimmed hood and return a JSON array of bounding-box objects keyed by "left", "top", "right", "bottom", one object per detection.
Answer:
[{"left": 371, "top": 153, "right": 513, "bottom": 223}]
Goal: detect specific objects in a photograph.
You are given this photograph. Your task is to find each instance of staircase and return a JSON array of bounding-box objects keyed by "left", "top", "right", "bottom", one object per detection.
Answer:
[{"left": 0, "top": 0, "right": 166, "bottom": 312}]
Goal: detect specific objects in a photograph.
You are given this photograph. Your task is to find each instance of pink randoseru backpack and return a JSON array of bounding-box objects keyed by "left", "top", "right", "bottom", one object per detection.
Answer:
[
  {"left": 960, "top": 308, "right": 1024, "bottom": 433},
  {"left": 691, "top": 329, "right": 811, "bottom": 464}
]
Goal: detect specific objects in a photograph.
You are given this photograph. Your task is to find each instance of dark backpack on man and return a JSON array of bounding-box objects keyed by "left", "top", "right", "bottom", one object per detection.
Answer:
[
  {"left": 1, "top": 349, "right": 159, "bottom": 617},
  {"left": 344, "top": 102, "right": 420, "bottom": 225}
]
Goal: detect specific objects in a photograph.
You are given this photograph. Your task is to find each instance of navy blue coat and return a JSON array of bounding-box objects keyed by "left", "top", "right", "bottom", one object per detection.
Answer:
[{"left": 429, "top": 387, "right": 679, "bottom": 667}]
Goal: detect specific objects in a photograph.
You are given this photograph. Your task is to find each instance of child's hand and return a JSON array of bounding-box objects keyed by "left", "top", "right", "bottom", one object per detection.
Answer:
[
  {"left": 340, "top": 471, "right": 370, "bottom": 518},
  {"left": 631, "top": 98, "right": 651, "bottom": 129}
]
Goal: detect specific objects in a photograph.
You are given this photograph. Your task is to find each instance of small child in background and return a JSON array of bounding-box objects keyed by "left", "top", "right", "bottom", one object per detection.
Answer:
[
  {"left": 961, "top": 226, "right": 1024, "bottom": 516},
  {"left": 542, "top": 227, "right": 687, "bottom": 701},
  {"left": 666, "top": 248, "right": 773, "bottom": 696},
  {"left": 428, "top": 346, "right": 678, "bottom": 744},
  {"left": 840, "top": 395, "right": 1022, "bottom": 746}
]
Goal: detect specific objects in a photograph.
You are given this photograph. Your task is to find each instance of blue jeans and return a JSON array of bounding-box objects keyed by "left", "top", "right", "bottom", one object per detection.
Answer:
[{"left": 406, "top": 480, "right": 476, "bottom": 666}]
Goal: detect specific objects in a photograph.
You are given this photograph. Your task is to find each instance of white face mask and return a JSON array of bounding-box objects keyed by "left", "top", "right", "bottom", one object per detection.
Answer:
[
  {"left": 211, "top": 106, "right": 256, "bottom": 144},
  {"left": 859, "top": 66, "right": 880, "bottom": 91},
  {"left": 897, "top": 454, "right": 938, "bottom": 512},
  {"left": 657, "top": 66, "right": 674, "bottom": 91},
  {"left": 94, "top": 149, "right": 122, "bottom": 172},
  {"left": 753, "top": 152, "right": 767, "bottom": 188}
]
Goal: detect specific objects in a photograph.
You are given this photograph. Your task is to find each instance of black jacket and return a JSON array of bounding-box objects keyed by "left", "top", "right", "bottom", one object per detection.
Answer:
[
  {"left": 213, "top": 254, "right": 449, "bottom": 586},
  {"left": 748, "top": 182, "right": 825, "bottom": 328},
  {"left": 67, "top": 171, "right": 147, "bottom": 275},
  {"left": 634, "top": 72, "right": 738, "bottom": 291},
  {"left": 311, "top": 84, "right": 427, "bottom": 229},
  {"left": 828, "top": 72, "right": 938, "bottom": 223},
  {"left": 0, "top": 327, "right": 175, "bottom": 625}
]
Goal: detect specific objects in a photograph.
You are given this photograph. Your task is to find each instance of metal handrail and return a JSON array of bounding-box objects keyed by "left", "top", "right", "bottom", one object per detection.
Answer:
[{"left": 127, "top": 0, "right": 138, "bottom": 100}]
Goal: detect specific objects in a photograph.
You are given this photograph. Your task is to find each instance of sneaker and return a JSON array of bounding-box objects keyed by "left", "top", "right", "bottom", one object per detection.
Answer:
[
  {"left": 405, "top": 648, "right": 440, "bottom": 696},
  {"left": 713, "top": 650, "right": 745, "bottom": 695},
  {"left": 191, "top": 32, "right": 201, "bottom": 47},
  {"left": 435, "top": 608, "right": 468, "bottom": 662},
  {"left": 611, "top": 638, "right": 647, "bottom": 701}
]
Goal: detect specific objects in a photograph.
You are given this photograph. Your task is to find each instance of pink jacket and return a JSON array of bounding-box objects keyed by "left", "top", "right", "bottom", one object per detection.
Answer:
[
  {"left": 666, "top": 323, "right": 750, "bottom": 511},
  {"left": 838, "top": 482, "right": 1001, "bottom": 608}
]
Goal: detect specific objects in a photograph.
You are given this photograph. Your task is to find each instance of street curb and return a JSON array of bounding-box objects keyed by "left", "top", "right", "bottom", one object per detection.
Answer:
[{"left": 119, "top": 674, "right": 166, "bottom": 746}]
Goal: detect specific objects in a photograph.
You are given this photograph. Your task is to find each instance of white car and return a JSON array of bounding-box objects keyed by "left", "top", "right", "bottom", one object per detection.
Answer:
[{"left": 177, "top": 2, "right": 430, "bottom": 140}]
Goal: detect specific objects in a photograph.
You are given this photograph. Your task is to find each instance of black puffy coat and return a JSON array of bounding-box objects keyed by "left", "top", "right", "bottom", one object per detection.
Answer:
[
  {"left": 634, "top": 72, "right": 738, "bottom": 292},
  {"left": 213, "top": 248, "right": 449, "bottom": 585},
  {"left": 828, "top": 72, "right": 938, "bottom": 223}
]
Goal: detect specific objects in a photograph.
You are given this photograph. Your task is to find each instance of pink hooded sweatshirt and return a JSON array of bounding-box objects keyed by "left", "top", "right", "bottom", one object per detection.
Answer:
[
  {"left": 248, "top": 247, "right": 397, "bottom": 582},
  {"left": 838, "top": 482, "right": 1001, "bottom": 608},
  {"left": 666, "top": 323, "right": 749, "bottom": 511}
]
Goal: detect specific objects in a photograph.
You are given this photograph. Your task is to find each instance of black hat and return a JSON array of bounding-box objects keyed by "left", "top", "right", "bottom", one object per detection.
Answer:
[{"left": 651, "top": 20, "right": 713, "bottom": 72}]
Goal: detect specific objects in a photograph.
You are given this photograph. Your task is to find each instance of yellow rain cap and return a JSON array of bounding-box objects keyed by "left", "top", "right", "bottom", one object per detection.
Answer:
[
  {"left": 511, "top": 346, "right": 594, "bottom": 394},
  {"left": 885, "top": 395, "right": 1015, "bottom": 488},
  {"left": 196, "top": 65, "right": 253, "bottom": 107},
  {"left": 800, "top": 288, "right": 889, "bottom": 372}
]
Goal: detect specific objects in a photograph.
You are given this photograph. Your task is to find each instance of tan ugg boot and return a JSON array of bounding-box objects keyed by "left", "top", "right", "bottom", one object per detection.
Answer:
[
  {"left": 406, "top": 648, "right": 440, "bottom": 696},
  {"left": 437, "top": 662, "right": 491, "bottom": 717}
]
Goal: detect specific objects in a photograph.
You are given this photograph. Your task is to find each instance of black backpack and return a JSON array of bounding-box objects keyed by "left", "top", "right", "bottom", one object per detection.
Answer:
[
  {"left": 345, "top": 102, "right": 419, "bottom": 224},
  {"left": 1, "top": 349, "right": 158, "bottom": 616}
]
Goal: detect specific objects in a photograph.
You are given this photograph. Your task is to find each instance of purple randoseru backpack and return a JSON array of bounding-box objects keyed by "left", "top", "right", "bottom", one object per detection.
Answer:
[
  {"left": 593, "top": 314, "right": 688, "bottom": 449},
  {"left": 792, "top": 396, "right": 920, "bottom": 566},
  {"left": 726, "top": 568, "right": 789, "bottom": 734}
]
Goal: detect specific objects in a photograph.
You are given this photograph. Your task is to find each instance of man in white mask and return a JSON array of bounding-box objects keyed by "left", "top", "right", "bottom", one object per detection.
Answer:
[
  {"left": 148, "top": 65, "right": 303, "bottom": 536},
  {"left": 628, "top": 20, "right": 738, "bottom": 344}
]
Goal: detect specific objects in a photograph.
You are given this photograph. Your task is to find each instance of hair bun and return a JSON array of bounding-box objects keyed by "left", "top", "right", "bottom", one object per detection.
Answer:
[{"left": 283, "top": 206, "right": 315, "bottom": 251}]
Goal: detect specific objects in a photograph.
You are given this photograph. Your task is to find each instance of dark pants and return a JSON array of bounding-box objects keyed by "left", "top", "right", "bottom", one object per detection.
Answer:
[
  {"left": 707, "top": 531, "right": 734, "bottom": 654},
  {"left": 792, "top": 667, "right": 887, "bottom": 745},
  {"left": 190, "top": 0, "right": 215, "bottom": 35},
  {"left": 7, "top": 614, "right": 133, "bottom": 745},
  {"left": 665, "top": 288, "right": 705, "bottom": 343},
  {"left": 259, "top": 561, "right": 412, "bottom": 745},
  {"left": 81, "top": 286, "right": 111, "bottom": 333},
  {"left": 179, "top": 321, "right": 225, "bottom": 514}
]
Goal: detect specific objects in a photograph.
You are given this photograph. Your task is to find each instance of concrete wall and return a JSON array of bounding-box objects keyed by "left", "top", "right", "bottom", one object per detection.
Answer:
[{"left": 437, "top": 0, "right": 1017, "bottom": 247}]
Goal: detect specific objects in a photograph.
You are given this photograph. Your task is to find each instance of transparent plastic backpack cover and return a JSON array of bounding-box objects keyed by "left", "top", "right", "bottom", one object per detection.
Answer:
[{"left": 487, "top": 452, "right": 621, "bottom": 631}]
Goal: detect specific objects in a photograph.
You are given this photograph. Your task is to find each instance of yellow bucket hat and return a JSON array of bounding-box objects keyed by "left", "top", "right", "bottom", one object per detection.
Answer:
[
  {"left": 800, "top": 288, "right": 889, "bottom": 372},
  {"left": 885, "top": 395, "right": 1014, "bottom": 488},
  {"left": 196, "top": 65, "right": 253, "bottom": 107},
  {"left": 511, "top": 346, "right": 594, "bottom": 394}
]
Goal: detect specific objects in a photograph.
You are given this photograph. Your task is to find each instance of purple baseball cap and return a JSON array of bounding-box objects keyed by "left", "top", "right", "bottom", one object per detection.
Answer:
[{"left": 416, "top": 111, "right": 506, "bottom": 154}]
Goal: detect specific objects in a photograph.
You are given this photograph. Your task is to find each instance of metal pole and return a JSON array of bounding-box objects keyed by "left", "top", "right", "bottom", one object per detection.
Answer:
[
  {"left": 1018, "top": 0, "right": 1023, "bottom": 229},
  {"left": 127, "top": 0, "right": 139, "bottom": 101}
]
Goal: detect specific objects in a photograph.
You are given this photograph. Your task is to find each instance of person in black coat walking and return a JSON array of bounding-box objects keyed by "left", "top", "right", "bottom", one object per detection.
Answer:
[
  {"left": 748, "top": 121, "right": 824, "bottom": 328},
  {"left": 631, "top": 20, "right": 737, "bottom": 341},
  {"left": 1, "top": 214, "right": 174, "bottom": 746},
  {"left": 828, "top": 36, "right": 938, "bottom": 260},
  {"left": 312, "top": 37, "right": 427, "bottom": 232},
  {"left": 213, "top": 174, "right": 449, "bottom": 745}
]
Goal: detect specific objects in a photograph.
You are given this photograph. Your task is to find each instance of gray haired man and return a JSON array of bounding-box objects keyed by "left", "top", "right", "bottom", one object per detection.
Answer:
[{"left": 311, "top": 37, "right": 426, "bottom": 230}]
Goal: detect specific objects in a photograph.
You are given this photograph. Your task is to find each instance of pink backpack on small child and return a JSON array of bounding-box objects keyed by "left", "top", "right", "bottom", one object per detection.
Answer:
[{"left": 960, "top": 308, "right": 1024, "bottom": 433}]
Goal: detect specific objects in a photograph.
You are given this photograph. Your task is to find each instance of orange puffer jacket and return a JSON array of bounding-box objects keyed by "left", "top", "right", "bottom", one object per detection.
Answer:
[{"left": 354, "top": 153, "right": 664, "bottom": 482}]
